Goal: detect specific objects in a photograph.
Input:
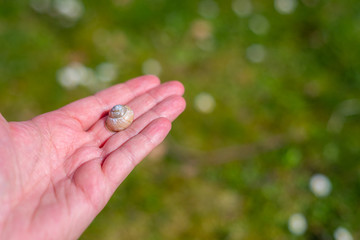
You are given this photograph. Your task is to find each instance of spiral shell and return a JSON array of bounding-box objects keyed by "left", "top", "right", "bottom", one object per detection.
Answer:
[{"left": 106, "top": 105, "right": 134, "bottom": 132}]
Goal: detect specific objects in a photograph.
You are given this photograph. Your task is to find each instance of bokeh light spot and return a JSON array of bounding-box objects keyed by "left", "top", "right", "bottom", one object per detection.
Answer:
[
  {"left": 53, "top": 0, "right": 84, "bottom": 21},
  {"left": 309, "top": 174, "right": 332, "bottom": 197},
  {"left": 288, "top": 213, "right": 307, "bottom": 235},
  {"left": 194, "top": 92, "right": 216, "bottom": 114},
  {"left": 30, "top": 0, "right": 51, "bottom": 13},
  {"left": 246, "top": 44, "right": 266, "bottom": 63},
  {"left": 198, "top": 0, "right": 219, "bottom": 19},
  {"left": 57, "top": 62, "right": 88, "bottom": 89},
  {"left": 232, "top": 0, "right": 253, "bottom": 17},
  {"left": 249, "top": 14, "right": 270, "bottom": 35},
  {"left": 334, "top": 227, "right": 353, "bottom": 240},
  {"left": 142, "top": 59, "right": 162, "bottom": 76},
  {"left": 274, "top": 0, "right": 297, "bottom": 14},
  {"left": 96, "top": 62, "right": 118, "bottom": 83}
]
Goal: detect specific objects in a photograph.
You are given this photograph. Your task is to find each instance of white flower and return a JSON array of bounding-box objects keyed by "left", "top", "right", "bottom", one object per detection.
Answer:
[
  {"left": 79, "top": 67, "right": 97, "bottom": 88},
  {"left": 232, "top": 0, "right": 252, "bottom": 17},
  {"left": 57, "top": 62, "right": 88, "bottom": 89},
  {"left": 96, "top": 62, "right": 118, "bottom": 82},
  {"left": 249, "top": 14, "right": 270, "bottom": 35},
  {"left": 288, "top": 213, "right": 307, "bottom": 235},
  {"left": 246, "top": 44, "right": 266, "bottom": 63},
  {"left": 334, "top": 227, "right": 353, "bottom": 240},
  {"left": 274, "top": 0, "right": 297, "bottom": 14},
  {"left": 142, "top": 59, "right": 162, "bottom": 76},
  {"left": 30, "top": 0, "right": 51, "bottom": 13},
  {"left": 198, "top": 0, "right": 219, "bottom": 19},
  {"left": 194, "top": 92, "right": 216, "bottom": 114},
  {"left": 309, "top": 174, "right": 332, "bottom": 197},
  {"left": 53, "top": 0, "right": 84, "bottom": 21}
]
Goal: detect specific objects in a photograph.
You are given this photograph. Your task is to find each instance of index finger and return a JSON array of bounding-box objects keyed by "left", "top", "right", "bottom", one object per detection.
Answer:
[{"left": 59, "top": 75, "right": 160, "bottom": 131}]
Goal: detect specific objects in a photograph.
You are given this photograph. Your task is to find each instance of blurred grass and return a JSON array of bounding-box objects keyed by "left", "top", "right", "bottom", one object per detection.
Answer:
[{"left": 1, "top": 0, "right": 360, "bottom": 239}]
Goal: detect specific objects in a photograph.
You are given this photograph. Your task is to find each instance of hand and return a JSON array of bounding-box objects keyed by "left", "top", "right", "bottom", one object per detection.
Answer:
[{"left": 0, "top": 75, "right": 186, "bottom": 240}]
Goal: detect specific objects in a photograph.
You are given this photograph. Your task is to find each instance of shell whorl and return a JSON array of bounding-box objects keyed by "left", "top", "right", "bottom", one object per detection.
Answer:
[{"left": 106, "top": 105, "right": 134, "bottom": 132}]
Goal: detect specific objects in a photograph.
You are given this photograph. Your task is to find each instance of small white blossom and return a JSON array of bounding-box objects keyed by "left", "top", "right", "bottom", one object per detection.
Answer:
[
  {"left": 232, "top": 0, "right": 252, "bottom": 17},
  {"left": 334, "top": 227, "right": 353, "bottom": 240},
  {"left": 30, "top": 0, "right": 51, "bottom": 13},
  {"left": 53, "top": 0, "right": 84, "bottom": 21},
  {"left": 249, "top": 15, "right": 270, "bottom": 35},
  {"left": 57, "top": 62, "right": 88, "bottom": 89},
  {"left": 246, "top": 44, "right": 266, "bottom": 63},
  {"left": 142, "top": 59, "right": 162, "bottom": 76},
  {"left": 288, "top": 213, "right": 307, "bottom": 235},
  {"left": 274, "top": 0, "right": 297, "bottom": 14},
  {"left": 198, "top": 0, "right": 219, "bottom": 19},
  {"left": 96, "top": 62, "right": 118, "bottom": 82},
  {"left": 194, "top": 92, "right": 216, "bottom": 114},
  {"left": 309, "top": 174, "right": 332, "bottom": 197}
]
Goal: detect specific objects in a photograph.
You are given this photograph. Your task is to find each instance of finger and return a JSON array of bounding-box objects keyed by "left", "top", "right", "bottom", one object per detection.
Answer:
[
  {"left": 102, "top": 118, "right": 171, "bottom": 186},
  {"left": 59, "top": 75, "right": 160, "bottom": 131},
  {"left": 101, "top": 95, "right": 185, "bottom": 156},
  {"left": 89, "top": 81, "right": 184, "bottom": 145},
  {"left": 63, "top": 145, "right": 103, "bottom": 175}
]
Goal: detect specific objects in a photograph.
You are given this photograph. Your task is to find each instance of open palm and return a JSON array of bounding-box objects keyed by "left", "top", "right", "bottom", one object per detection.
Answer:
[{"left": 0, "top": 75, "right": 185, "bottom": 240}]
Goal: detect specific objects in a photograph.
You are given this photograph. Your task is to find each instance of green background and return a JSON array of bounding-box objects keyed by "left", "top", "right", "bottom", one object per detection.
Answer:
[{"left": 1, "top": 0, "right": 360, "bottom": 239}]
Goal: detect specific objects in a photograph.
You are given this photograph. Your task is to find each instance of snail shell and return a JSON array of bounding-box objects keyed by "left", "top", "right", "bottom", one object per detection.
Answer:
[{"left": 106, "top": 105, "right": 134, "bottom": 132}]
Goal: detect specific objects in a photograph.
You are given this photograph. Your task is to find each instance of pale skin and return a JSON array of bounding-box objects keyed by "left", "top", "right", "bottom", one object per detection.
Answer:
[{"left": 0, "top": 75, "right": 186, "bottom": 240}]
